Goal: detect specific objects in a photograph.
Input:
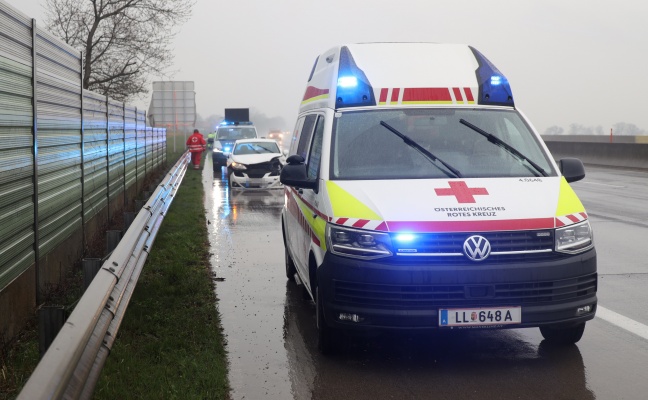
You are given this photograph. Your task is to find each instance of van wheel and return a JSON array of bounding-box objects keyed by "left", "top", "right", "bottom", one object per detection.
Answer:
[
  {"left": 316, "top": 287, "right": 337, "bottom": 355},
  {"left": 540, "top": 322, "right": 586, "bottom": 345},
  {"left": 285, "top": 247, "right": 296, "bottom": 282}
]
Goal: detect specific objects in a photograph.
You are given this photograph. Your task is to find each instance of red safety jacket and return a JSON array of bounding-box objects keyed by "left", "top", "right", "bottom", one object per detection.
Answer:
[{"left": 186, "top": 132, "right": 207, "bottom": 152}]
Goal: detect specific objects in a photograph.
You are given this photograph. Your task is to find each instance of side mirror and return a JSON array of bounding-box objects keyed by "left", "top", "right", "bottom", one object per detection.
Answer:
[
  {"left": 280, "top": 155, "right": 318, "bottom": 190},
  {"left": 559, "top": 158, "right": 585, "bottom": 183},
  {"left": 282, "top": 148, "right": 289, "bottom": 156}
]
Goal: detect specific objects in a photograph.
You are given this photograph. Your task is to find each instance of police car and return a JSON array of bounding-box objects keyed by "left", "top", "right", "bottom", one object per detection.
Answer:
[
  {"left": 212, "top": 122, "right": 258, "bottom": 170},
  {"left": 280, "top": 43, "right": 597, "bottom": 354}
]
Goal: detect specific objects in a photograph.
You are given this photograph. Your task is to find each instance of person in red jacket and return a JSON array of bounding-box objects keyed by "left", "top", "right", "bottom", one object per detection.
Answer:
[{"left": 186, "top": 129, "right": 207, "bottom": 169}]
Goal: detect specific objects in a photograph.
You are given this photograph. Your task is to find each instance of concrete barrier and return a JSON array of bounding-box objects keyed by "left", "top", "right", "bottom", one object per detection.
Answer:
[{"left": 542, "top": 136, "right": 648, "bottom": 170}]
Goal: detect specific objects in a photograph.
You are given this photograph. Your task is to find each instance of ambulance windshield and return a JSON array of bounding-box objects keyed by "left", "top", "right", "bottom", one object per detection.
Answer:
[{"left": 331, "top": 108, "right": 556, "bottom": 180}]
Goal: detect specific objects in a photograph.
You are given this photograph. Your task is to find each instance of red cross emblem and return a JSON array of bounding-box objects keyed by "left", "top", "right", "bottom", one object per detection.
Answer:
[{"left": 435, "top": 181, "right": 489, "bottom": 203}]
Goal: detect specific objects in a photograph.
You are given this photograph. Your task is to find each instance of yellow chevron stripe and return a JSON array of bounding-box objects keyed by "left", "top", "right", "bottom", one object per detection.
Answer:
[
  {"left": 555, "top": 177, "right": 586, "bottom": 216},
  {"left": 326, "top": 181, "right": 381, "bottom": 220}
]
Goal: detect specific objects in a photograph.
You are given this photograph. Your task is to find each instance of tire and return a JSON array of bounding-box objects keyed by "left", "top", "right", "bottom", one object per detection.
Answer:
[
  {"left": 285, "top": 247, "right": 296, "bottom": 282},
  {"left": 540, "top": 322, "right": 586, "bottom": 345},
  {"left": 229, "top": 172, "right": 235, "bottom": 188},
  {"left": 316, "top": 287, "right": 337, "bottom": 355}
]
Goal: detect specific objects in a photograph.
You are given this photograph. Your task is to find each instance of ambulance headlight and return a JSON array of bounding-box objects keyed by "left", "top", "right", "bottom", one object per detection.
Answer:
[
  {"left": 327, "top": 224, "right": 392, "bottom": 259},
  {"left": 555, "top": 220, "right": 594, "bottom": 254}
]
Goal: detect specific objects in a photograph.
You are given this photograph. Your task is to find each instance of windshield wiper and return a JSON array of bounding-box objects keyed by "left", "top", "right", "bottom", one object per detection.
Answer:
[
  {"left": 459, "top": 119, "right": 548, "bottom": 177},
  {"left": 380, "top": 121, "right": 461, "bottom": 178}
]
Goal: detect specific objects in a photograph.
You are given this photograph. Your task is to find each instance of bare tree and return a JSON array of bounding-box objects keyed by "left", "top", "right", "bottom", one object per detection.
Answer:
[{"left": 44, "top": 0, "right": 194, "bottom": 102}]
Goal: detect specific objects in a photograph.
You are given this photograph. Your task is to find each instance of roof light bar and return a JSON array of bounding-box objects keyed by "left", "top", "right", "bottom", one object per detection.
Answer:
[
  {"left": 335, "top": 46, "right": 376, "bottom": 108},
  {"left": 470, "top": 46, "right": 515, "bottom": 107}
]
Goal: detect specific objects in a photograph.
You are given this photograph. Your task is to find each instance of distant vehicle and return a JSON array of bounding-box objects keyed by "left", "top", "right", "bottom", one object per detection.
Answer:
[
  {"left": 212, "top": 123, "right": 258, "bottom": 170},
  {"left": 267, "top": 130, "right": 284, "bottom": 145},
  {"left": 226, "top": 139, "right": 286, "bottom": 189}
]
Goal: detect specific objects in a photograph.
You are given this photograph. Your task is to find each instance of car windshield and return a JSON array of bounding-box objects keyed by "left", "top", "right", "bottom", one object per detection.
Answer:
[
  {"left": 331, "top": 108, "right": 556, "bottom": 180},
  {"left": 216, "top": 127, "right": 257, "bottom": 140},
  {"left": 233, "top": 141, "right": 280, "bottom": 155}
]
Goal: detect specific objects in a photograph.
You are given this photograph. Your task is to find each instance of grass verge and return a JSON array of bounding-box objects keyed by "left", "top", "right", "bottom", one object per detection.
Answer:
[{"left": 94, "top": 164, "right": 229, "bottom": 399}]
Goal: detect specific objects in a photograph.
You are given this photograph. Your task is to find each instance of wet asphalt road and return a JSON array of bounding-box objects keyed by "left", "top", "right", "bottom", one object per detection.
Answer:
[{"left": 203, "top": 160, "right": 648, "bottom": 400}]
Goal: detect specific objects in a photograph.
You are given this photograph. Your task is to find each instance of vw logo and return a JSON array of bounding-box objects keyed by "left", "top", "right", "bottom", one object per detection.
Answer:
[{"left": 463, "top": 235, "right": 491, "bottom": 262}]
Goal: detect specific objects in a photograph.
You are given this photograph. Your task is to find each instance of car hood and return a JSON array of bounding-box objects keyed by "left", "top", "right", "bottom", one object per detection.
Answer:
[
  {"left": 321, "top": 177, "right": 586, "bottom": 232},
  {"left": 231, "top": 153, "right": 283, "bottom": 165}
]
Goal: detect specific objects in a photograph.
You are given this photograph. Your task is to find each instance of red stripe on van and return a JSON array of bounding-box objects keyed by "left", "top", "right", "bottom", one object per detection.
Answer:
[
  {"left": 402, "top": 88, "right": 452, "bottom": 102},
  {"left": 453, "top": 87, "right": 463, "bottom": 101},
  {"left": 391, "top": 88, "right": 400, "bottom": 103},
  {"left": 386, "top": 218, "right": 555, "bottom": 233},
  {"left": 464, "top": 87, "right": 474, "bottom": 102},
  {"left": 379, "top": 88, "right": 388, "bottom": 103},
  {"left": 352, "top": 219, "right": 370, "bottom": 228},
  {"left": 302, "top": 86, "right": 329, "bottom": 101}
]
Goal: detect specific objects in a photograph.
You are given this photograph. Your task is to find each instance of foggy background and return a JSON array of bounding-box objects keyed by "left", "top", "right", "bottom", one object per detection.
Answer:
[{"left": 7, "top": 0, "right": 648, "bottom": 136}]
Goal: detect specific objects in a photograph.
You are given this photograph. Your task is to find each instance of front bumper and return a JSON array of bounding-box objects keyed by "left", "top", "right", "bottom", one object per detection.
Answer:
[
  {"left": 317, "top": 248, "right": 597, "bottom": 331},
  {"left": 230, "top": 171, "right": 283, "bottom": 189}
]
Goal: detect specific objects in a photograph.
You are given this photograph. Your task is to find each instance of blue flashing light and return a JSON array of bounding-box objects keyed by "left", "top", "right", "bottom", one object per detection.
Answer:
[
  {"left": 337, "top": 76, "right": 358, "bottom": 88},
  {"left": 395, "top": 233, "right": 416, "bottom": 243},
  {"left": 469, "top": 46, "right": 514, "bottom": 107},
  {"left": 223, "top": 146, "right": 231, "bottom": 153},
  {"left": 335, "top": 46, "right": 376, "bottom": 108}
]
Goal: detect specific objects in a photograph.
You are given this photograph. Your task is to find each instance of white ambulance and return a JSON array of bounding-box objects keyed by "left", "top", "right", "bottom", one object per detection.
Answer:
[{"left": 280, "top": 43, "right": 596, "bottom": 354}]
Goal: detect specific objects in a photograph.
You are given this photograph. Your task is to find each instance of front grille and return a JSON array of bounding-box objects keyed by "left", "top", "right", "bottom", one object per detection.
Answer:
[
  {"left": 393, "top": 230, "right": 557, "bottom": 263},
  {"left": 396, "top": 230, "right": 553, "bottom": 253},
  {"left": 333, "top": 273, "right": 597, "bottom": 309}
]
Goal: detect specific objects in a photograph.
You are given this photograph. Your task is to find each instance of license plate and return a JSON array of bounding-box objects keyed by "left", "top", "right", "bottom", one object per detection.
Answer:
[{"left": 439, "top": 306, "right": 521, "bottom": 327}]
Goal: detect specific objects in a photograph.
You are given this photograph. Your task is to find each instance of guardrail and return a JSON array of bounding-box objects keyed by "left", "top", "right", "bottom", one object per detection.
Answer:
[{"left": 17, "top": 152, "right": 190, "bottom": 400}]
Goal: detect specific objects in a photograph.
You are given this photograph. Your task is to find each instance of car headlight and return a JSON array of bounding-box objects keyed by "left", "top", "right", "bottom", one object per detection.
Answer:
[
  {"left": 327, "top": 224, "right": 393, "bottom": 259},
  {"left": 231, "top": 162, "right": 247, "bottom": 170},
  {"left": 555, "top": 220, "right": 594, "bottom": 254}
]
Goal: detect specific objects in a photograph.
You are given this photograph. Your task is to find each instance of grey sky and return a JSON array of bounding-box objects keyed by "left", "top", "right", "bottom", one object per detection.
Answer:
[{"left": 7, "top": 0, "right": 648, "bottom": 134}]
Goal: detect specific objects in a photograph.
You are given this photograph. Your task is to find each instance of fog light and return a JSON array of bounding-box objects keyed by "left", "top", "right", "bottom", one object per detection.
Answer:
[
  {"left": 577, "top": 305, "right": 593, "bottom": 315},
  {"left": 338, "top": 313, "right": 364, "bottom": 323}
]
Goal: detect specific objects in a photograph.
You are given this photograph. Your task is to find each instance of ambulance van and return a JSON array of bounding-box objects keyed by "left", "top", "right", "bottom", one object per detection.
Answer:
[{"left": 280, "top": 43, "right": 596, "bottom": 354}]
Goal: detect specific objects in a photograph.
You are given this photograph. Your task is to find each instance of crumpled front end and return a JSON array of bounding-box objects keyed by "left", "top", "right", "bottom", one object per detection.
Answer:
[{"left": 230, "top": 160, "right": 284, "bottom": 190}]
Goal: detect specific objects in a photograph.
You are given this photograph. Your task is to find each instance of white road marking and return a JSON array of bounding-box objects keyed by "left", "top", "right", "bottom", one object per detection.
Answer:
[
  {"left": 578, "top": 181, "right": 625, "bottom": 188},
  {"left": 596, "top": 305, "right": 648, "bottom": 341}
]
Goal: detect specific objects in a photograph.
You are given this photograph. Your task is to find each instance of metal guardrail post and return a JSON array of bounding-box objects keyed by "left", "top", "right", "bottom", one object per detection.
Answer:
[
  {"left": 124, "top": 212, "right": 136, "bottom": 231},
  {"left": 105, "top": 230, "right": 122, "bottom": 256},
  {"left": 31, "top": 18, "right": 41, "bottom": 305},
  {"left": 106, "top": 94, "right": 110, "bottom": 221},
  {"left": 82, "top": 258, "right": 101, "bottom": 291},
  {"left": 38, "top": 306, "right": 65, "bottom": 357},
  {"left": 80, "top": 51, "right": 86, "bottom": 253}
]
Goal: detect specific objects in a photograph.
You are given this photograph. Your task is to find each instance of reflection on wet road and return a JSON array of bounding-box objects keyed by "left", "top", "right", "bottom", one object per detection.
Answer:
[{"left": 204, "top": 162, "right": 648, "bottom": 400}]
